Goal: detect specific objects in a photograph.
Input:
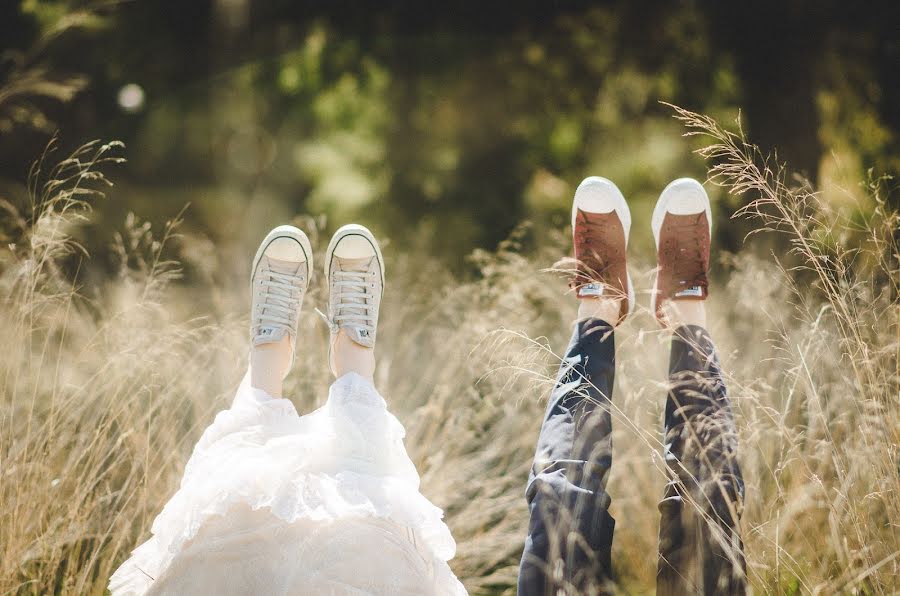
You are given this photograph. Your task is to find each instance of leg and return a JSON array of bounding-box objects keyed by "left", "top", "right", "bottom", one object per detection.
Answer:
[
  {"left": 248, "top": 225, "right": 312, "bottom": 397},
  {"left": 250, "top": 336, "right": 291, "bottom": 397},
  {"left": 656, "top": 321, "right": 746, "bottom": 595},
  {"left": 518, "top": 177, "right": 633, "bottom": 595},
  {"left": 651, "top": 178, "right": 745, "bottom": 594},
  {"left": 518, "top": 313, "right": 617, "bottom": 595},
  {"left": 323, "top": 224, "right": 382, "bottom": 384},
  {"left": 332, "top": 330, "right": 375, "bottom": 381}
]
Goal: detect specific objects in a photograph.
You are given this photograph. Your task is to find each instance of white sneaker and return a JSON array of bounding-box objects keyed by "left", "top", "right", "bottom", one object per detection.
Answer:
[
  {"left": 250, "top": 225, "right": 312, "bottom": 368},
  {"left": 322, "top": 224, "right": 384, "bottom": 372}
]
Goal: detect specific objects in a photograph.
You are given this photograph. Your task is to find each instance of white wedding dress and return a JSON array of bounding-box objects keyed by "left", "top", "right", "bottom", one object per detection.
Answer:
[{"left": 109, "top": 372, "right": 467, "bottom": 595}]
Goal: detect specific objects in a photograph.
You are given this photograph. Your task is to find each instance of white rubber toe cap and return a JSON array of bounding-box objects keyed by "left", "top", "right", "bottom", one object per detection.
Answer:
[
  {"left": 652, "top": 178, "right": 711, "bottom": 249},
  {"left": 333, "top": 234, "right": 376, "bottom": 259},
  {"left": 659, "top": 178, "right": 709, "bottom": 214},
  {"left": 571, "top": 176, "right": 631, "bottom": 240},
  {"left": 264, "top": 237, "right": 307, "bottom": 262},
  {"left": 252, "top": 225, "right": 312, "bottom": 274},
  {"left": 325, "top": 224, "right": 385, "bottom": 287}
]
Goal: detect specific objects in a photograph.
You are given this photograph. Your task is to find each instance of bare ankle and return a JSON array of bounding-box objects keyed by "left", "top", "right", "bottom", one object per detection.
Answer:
[
  {"left": 577, "top": 297, "right": 621, "bottom": 327},
  {"left": 661, "top": 298, "right": 707, "bottom": 330},
  {"left": 332, "top": 330, "right": 376, "bottom": 381},
  {"left": 250, "top": 335, "right": 292, "bottom": 397}
]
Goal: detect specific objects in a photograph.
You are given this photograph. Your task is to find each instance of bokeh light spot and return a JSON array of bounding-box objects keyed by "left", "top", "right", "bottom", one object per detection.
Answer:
[{"left": 117, "top": 83, "right": 145, "bottom": 113}]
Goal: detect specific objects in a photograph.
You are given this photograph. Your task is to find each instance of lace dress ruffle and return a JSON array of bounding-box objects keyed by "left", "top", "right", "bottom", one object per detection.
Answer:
[{"left": 109, "top": 372, "right": 465, "bottom": 595}]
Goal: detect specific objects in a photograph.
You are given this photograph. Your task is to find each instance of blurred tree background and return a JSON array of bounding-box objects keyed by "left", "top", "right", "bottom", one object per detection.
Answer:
[{"left": 1, "top": 0, "right": 897, "bottom": 280}]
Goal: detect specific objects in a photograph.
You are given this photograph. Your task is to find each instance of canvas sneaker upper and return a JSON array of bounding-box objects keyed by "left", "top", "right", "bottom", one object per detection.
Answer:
[
  {"left": 250, "top": 226, "right": 312, "bottom": 355},
  {"left": 651, "top": 178, "right": 712, "bottom": 323},
  {"left": 567, "top": 176, "right": 634, "bottom": 324},
  {"left": 323, "top": 225, "right": 384, "bottom": 353}
]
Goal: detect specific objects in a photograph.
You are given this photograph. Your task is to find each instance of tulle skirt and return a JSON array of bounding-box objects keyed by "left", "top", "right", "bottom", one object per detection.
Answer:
[{"left": 109, "top": 372, "right": 466, "bottom": 595}]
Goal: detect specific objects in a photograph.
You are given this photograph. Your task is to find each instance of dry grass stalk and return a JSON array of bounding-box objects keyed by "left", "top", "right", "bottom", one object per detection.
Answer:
[{"left": 1, "top": 105, "right": 897, "bottom": 594}]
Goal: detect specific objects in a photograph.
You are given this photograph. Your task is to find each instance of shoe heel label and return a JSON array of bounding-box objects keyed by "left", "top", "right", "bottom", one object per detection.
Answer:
[
  {"left": 674, "top": 285, "right": 703, "bottom": 298},
  {"left": 577, "top": 283, "right": 605, "bottom": 297}
]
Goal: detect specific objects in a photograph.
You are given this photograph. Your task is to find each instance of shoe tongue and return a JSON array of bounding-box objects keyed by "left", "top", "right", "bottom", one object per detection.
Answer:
[
  {"left": 262, "top": 257, "right": 304, "bottom": 302},
  {"left": 336, "top": 256, "right": 374, "bottom": 346},
  {"left": 253, "top": 257, "right": 303, "bottom": 345},
  {"left": 267, "top": 256, "right": 303, "bottom": 276},
  {"left": 339, "top": 256, "right": 371, "bottom": 273}
]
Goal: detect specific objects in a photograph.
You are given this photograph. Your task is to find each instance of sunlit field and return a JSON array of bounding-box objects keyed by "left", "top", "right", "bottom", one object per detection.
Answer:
[
  {"left": 2, "top": 3, "right": 898, "bottom": 593},
  {"left": 1, "top": 109, "right": 896, "bottom": 594}
]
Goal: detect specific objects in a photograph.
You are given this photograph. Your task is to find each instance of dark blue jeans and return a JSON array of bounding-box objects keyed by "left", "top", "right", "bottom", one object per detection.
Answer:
[{"left": 518, "top": 319, "right": 745, "bottom": 595}]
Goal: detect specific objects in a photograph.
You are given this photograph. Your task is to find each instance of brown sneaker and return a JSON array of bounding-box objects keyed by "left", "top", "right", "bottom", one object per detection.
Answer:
[
  {"left": 651, "top": 178, "right": 712, "bottom": 324},
  {"left": 567, "top": 176, "right": 633, "bottom": 324}
]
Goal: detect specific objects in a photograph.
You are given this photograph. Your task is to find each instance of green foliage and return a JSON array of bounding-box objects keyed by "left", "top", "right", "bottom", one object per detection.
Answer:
[
  {"left": 0, "top": 1, "right": 110, "bottom": 134},
  {"left": 0, "top": 6, "right": 897, "bottom": 590},
  {"left": 3, "top": 1, "right": 895, "bottom": 269}
]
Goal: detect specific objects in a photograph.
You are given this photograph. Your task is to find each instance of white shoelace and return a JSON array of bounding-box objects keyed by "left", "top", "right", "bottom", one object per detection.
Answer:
[
  {"left": 256, "top": 270, "right": 304, "bottom": 330},
  {"left": 321, "top": 269, "right": 377, "bottom": 333}
]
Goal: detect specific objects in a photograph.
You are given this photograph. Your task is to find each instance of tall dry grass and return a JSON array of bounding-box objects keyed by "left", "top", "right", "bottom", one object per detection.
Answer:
[{"left": 1, "top": 108, "right": 897, "bottom": 595}]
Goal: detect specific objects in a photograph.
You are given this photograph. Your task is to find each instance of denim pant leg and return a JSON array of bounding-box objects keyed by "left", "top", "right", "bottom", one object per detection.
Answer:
[
  {"left": 519, "top": 318, "right": 616, "bottom": 596},
  {"left": 657, "top": 325, "right": 746, "bottom": 595}
]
